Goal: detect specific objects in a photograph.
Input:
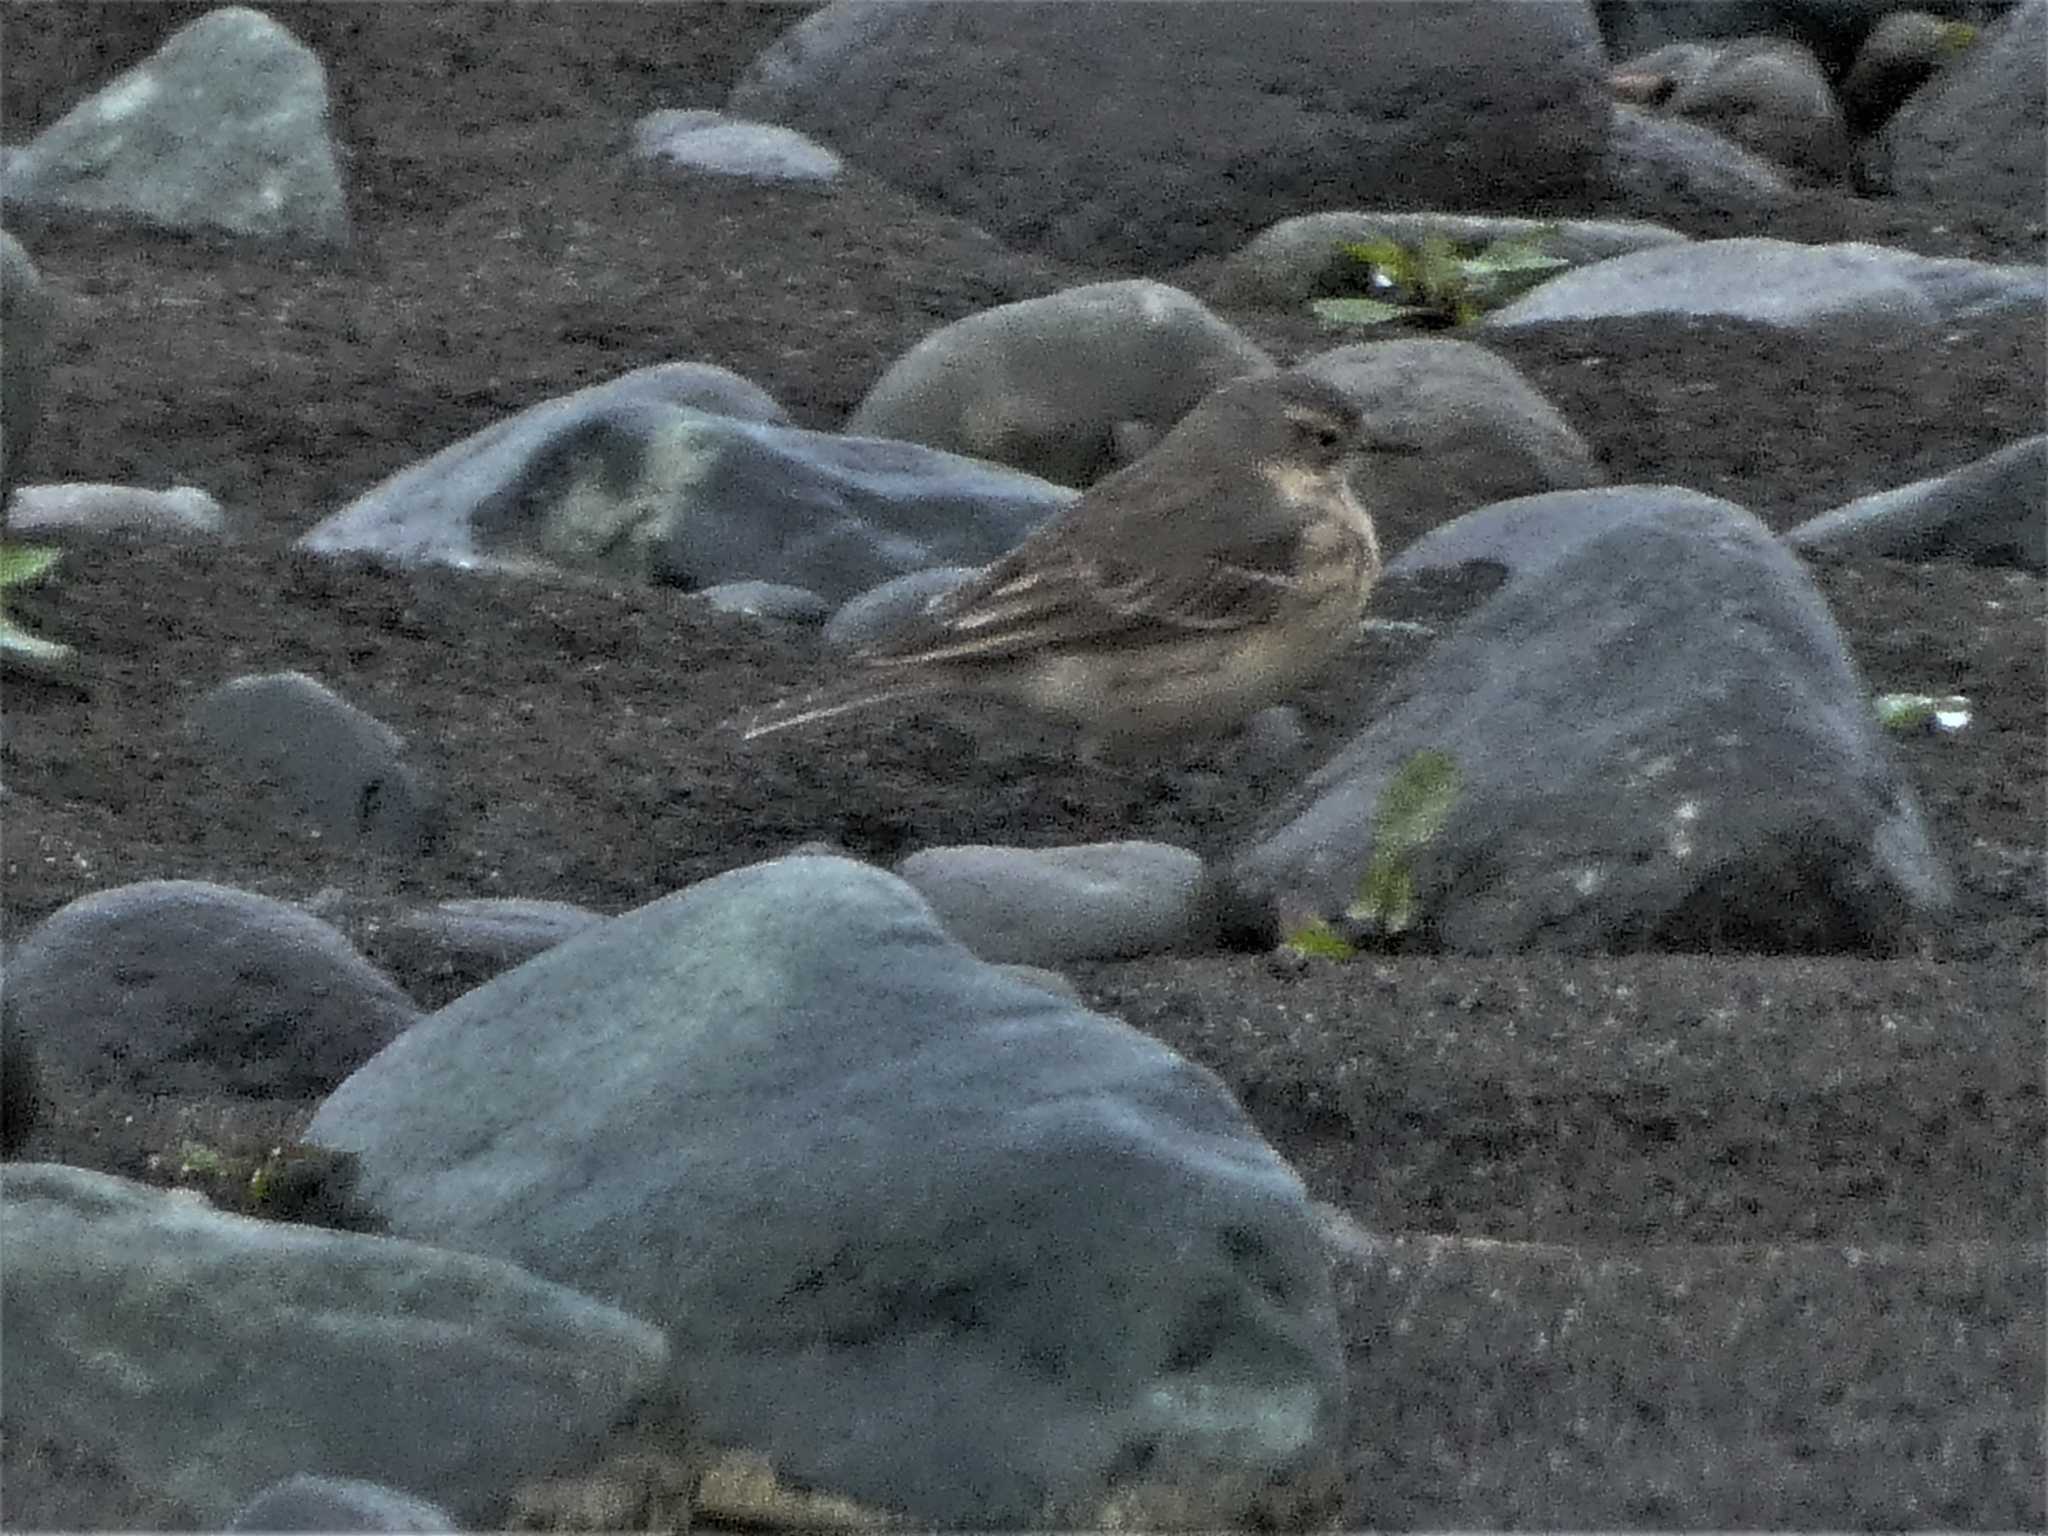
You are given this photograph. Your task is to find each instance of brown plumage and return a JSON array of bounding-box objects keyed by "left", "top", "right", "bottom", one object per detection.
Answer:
[{"left": 742, "top": 369, "right": 1385, "bottom": 749}]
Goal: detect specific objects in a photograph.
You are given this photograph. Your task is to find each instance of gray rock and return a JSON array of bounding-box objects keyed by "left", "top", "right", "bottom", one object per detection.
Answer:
[
  {"left": 845, "top": 280, "right": 1271, "bottom": 486},
  {"left": 729, "top": 1, "right": 1610, "bottom": 271},
  {"left": 3, "top": 8, "right": 349, "bottom": 245},
  {"left": 694, "top": 579, "right": 831, "bottom": 624},
  {"left": 388, "top": 897, "right": 606, "bottom": 977},
  {"left": 1488, "top": 236, "right": 2047, "bottom": 335},
  {"left": 1233, "top": 486, "right": 1953, "bottom": 953},
  {"left": 6, "top": 482, "right": 228, "bottom": 539},
  {"left": 1883, "top": 0, "right": 2045, "bottom": 215},
  {"left": 189, "top": 670, "right": 441, "bottom": 854},
  {"left": 895, "top": 841, "right": 1212, "bottom": 965},
  {"left": 631, "top": 107, "right": 842, "bottom": 182},
  {"left": 7, "top": 880, "right": 419, "bottom": 1097},
  {"left": 822, "top": 564, "right": 980, "bottom": 651},
  {"left": 1215, "top": 211, "right": 1690, "bottom": 309},
  {"left": 1786, "top": 434, "right": 2047, "bottom": 571},
  {"left": 228, "top": 1474, "right": 457, "bottom": 1532},
  {"left": 1662, "top": 38, "right": 1851, "bottom": 181},
  {"left": 309, "top": 855, "right": 1346, "bottom": 1529},
  {"left": 1301, "top": 337, "right": 1606, "bottom": 555},
  {"left": 300, "top": 380, "right": 1071, "bottom": 605},
  {"left": 2, "top": 1163, "right": 665, "bottom": 1527},
  {"left": 0, "top": 229, "right": 53, "bottom": 494},
  {"left": 1603, "top": 102, "right": 1799, "bottom": 215},
  {"left": 1839, "top": 9, "right": 1974, "bottom": 128}
]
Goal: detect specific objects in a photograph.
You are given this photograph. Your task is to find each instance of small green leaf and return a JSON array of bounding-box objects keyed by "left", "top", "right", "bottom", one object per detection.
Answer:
[
  {"left": 0, "top": 544, "right": 63, "bottom": 588},
  {"left": 1371, "top": 749, "right": 1462, "bottom": 859},
  {"left": 1311, "top": 297, "right": 1421, "bottom": 328},
  {"left": 1874, "top": 691, "right": 1971, "bottom": 733},
  {"left": 1345, "top": 863, "right": 1416, "bottom": 935},
  {"left": 1282, "top": 918, "right": 1357, "bottom": 961}
]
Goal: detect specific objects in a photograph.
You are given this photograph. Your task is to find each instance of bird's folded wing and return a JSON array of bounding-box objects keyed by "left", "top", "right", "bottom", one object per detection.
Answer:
[{"left": 865, "top": 553, "right": 1308, "bottom": 667}]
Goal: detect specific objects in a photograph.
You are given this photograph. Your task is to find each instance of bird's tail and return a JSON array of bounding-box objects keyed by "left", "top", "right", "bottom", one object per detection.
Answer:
[{"left": 740, "top": 673, "right": 949, "bottom": 741}]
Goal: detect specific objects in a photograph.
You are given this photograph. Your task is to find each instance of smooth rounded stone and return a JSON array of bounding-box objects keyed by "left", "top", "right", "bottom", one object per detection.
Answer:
[
  {"left": 1233, "top": 486, "right": 1954, "bottom": 954},
  {"left": 1882, "top": 0, "right": 2045, "bottom": 216},
  {"left": 1839, "top": 9, "right": 1974, "bottom": 128},
  {"left": 1217, "top": 212, "right": 1689, "bottom": 309},
  {"left": 694, "top": 579, "right": 831, "bottom": 625},
  {"left": 1661, "top": 38, "right": 1851, "bottom": 181},
  {"left": 8, "top": 880, "right": 419, "bottom": 1098},
  {"left": 1603, "top": 101, "right": 1799, "bottom": 215},
  {"left": 1, "top": 229, "right": 53, "bottom": 494},
  {"left": 7, "top": 482, "right": 227, "bottom": 539},
  {"left": 189, "top": 670, "right": 442, "bottom": 854},
  {"left": 1786, "top": 434, "right": 2047, "bottom": 572},
  {"left": 1301, "top": 337, "right": 1605, "bottom": 554},
  {"left": 1487, "top": 236, "right": 2047, "bottom": 335},
  {"left": 895, "top": 841, "right": 1213, "bottom": 966},
  {"left": 301, "top": 387, "right": 1070, "bottom": 605},
  {"left": 3, "top": 8, "right": 348, "bottom": 245},
  {"left": 846, "top": 280, "right": 1271, "bottom": 487},
  {"left": 389, "top": 897, "right": 607, "bottom": 976},
  {"left": 308, "top": 855, "right": 1346, "bottom": 1530},
  {"left": 1, "top": 998, "right": 38, "bottom": 1157},
  {"left": 821, "top": 564, "right": 980, "bottom": 652},
  {"left": 227, "top": 1474, "right": 456, "bottom": 1533},
  {"left": 631, "top": 107, "right": 842, "bottom": 182},
  {"left": 3, "top": 1163, "right": 667, "bottom": 1529},
  {"left": 730, "top": 1, "right": 1609, "bottom": 271}
]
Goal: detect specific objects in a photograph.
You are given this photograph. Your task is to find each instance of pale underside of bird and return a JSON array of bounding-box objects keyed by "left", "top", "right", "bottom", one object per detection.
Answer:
[{"left": 742, "top": 371, "right": 1386, "bottom": 751}]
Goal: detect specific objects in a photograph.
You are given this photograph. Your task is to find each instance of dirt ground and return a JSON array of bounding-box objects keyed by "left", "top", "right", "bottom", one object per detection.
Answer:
[{"left": 1, "top": 4, "right": 2043, "bottom": 1529}]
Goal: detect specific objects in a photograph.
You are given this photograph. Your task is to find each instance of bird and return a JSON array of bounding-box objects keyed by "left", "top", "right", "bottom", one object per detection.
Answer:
[{"left": 741, "top": 368, "right": 1385, "bottom": 751}]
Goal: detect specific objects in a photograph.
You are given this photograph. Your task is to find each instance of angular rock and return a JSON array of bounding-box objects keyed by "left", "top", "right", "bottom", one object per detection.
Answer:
[
  {"left": 1786, "top": 434, "right": 2047, "bottom": 572},
  {"left": 631, "top": 108, "right": 842, "bottom": 182},
  {"left": 389, "top": 896, "right": 606, "bottom": 978},
  {"left": 1233, "top": 486, "right": 1953, "bottom": 954},
  {"left": 895, "top": 841, "right": 1212, "bottom": 965},
  {"left": 729, "top": 1, "right": 1610, "bottom": 270},
  {"left": 1603, "top": 102, "right": 1799, "bottom": 216},
  {"left": 2, "top": 8, "right": 349, "bottom": 245},
  {"left": 0, "top": 229, "right": 53, "bottom": 493},
  {"left": 8, "top": 880, "right": 419, "bottom": 1097},
  {"left": 6, "top": 482, "right": 228, "bottom": 539},
  {"left": 1882, "top": 0, "right": 2045, "bottom": 216},
  {"left": 227, "top": 1475, "right": 457, "bottom": 1532},
  {"left": 1301, "top": 337, "right": 1605, "bottom": 555},
  {"left": 189, "top": 670, "right": 441, "bottom": 854},
  {"left": 1840, "top": 9, "right": 1977, "bottom": 129},
  {"left": 1488, "top": 236, "right": 2047, "bottom": 335},
  {"left": 299, "top": 371, "right": 1070, "bottom": 605},
  {"left": 309, "top": 855, "right": 1346, "bottom": 1529},
  {"left": 845, "top": 280, "right": 1271, "bottom": 486},
  {"left": 1215, "top": 211, "right": 1690, "bottom": 309},
  {"left": 2, "top": 1163, "right": 666, "bottom": 1528}
]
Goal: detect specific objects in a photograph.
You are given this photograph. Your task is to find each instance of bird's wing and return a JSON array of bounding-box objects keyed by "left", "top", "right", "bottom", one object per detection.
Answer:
[{"left": 863, "top": 545, "right": 1309, "bottom": 668}]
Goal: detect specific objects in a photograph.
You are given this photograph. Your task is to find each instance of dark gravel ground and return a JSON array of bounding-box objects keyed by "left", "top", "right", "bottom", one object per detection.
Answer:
[{"left": 2, "top": 4, "right": 2042, "bottom": 1529}]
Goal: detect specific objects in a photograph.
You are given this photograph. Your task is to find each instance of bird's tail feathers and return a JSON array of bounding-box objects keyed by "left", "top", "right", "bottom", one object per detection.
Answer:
[{"left": 740, "top": 675, "right": 947, "bottom": 741}]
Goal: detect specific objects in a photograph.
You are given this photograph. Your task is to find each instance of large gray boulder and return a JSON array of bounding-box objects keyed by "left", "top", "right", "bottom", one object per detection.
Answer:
[
  {"left": 1233, "top": 486, "right": 1953, "bottom": 953},
  {"left": 1, "top": 7, "right": 349, "bottom": 245},
  {"left": 2, "top": 1163, "right": 666, "bottom": 1527},
  {"left": 309, "top": 855, "right": 1346, "bottom": 1529},
  {"left": 0, "top": 230, "right": 53, "bottom": 494},
  {"left": 299, "top": 367, "right": 1072, "bottom": 605},
  {"left": 1301, "top": 337, "right": 1606, "bottom": 555},
  {"left": 1882, "top": 0, "right": 2045, "bottom": 214},
  {"left": 845, "top": 280, "right": 1271, "bottom": 487},
  {"left": 7, "top": 880, "right": 418, "bottom": 1098},
  {"left": 729, "top": 1, "right": 1610, "bottom": 270},
  {"left": 1786, "top": 434, "right": 2047, "bottom": 571},
  {"left": 1489, "top": 237, "right": 2046, "bottom": 335}
]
